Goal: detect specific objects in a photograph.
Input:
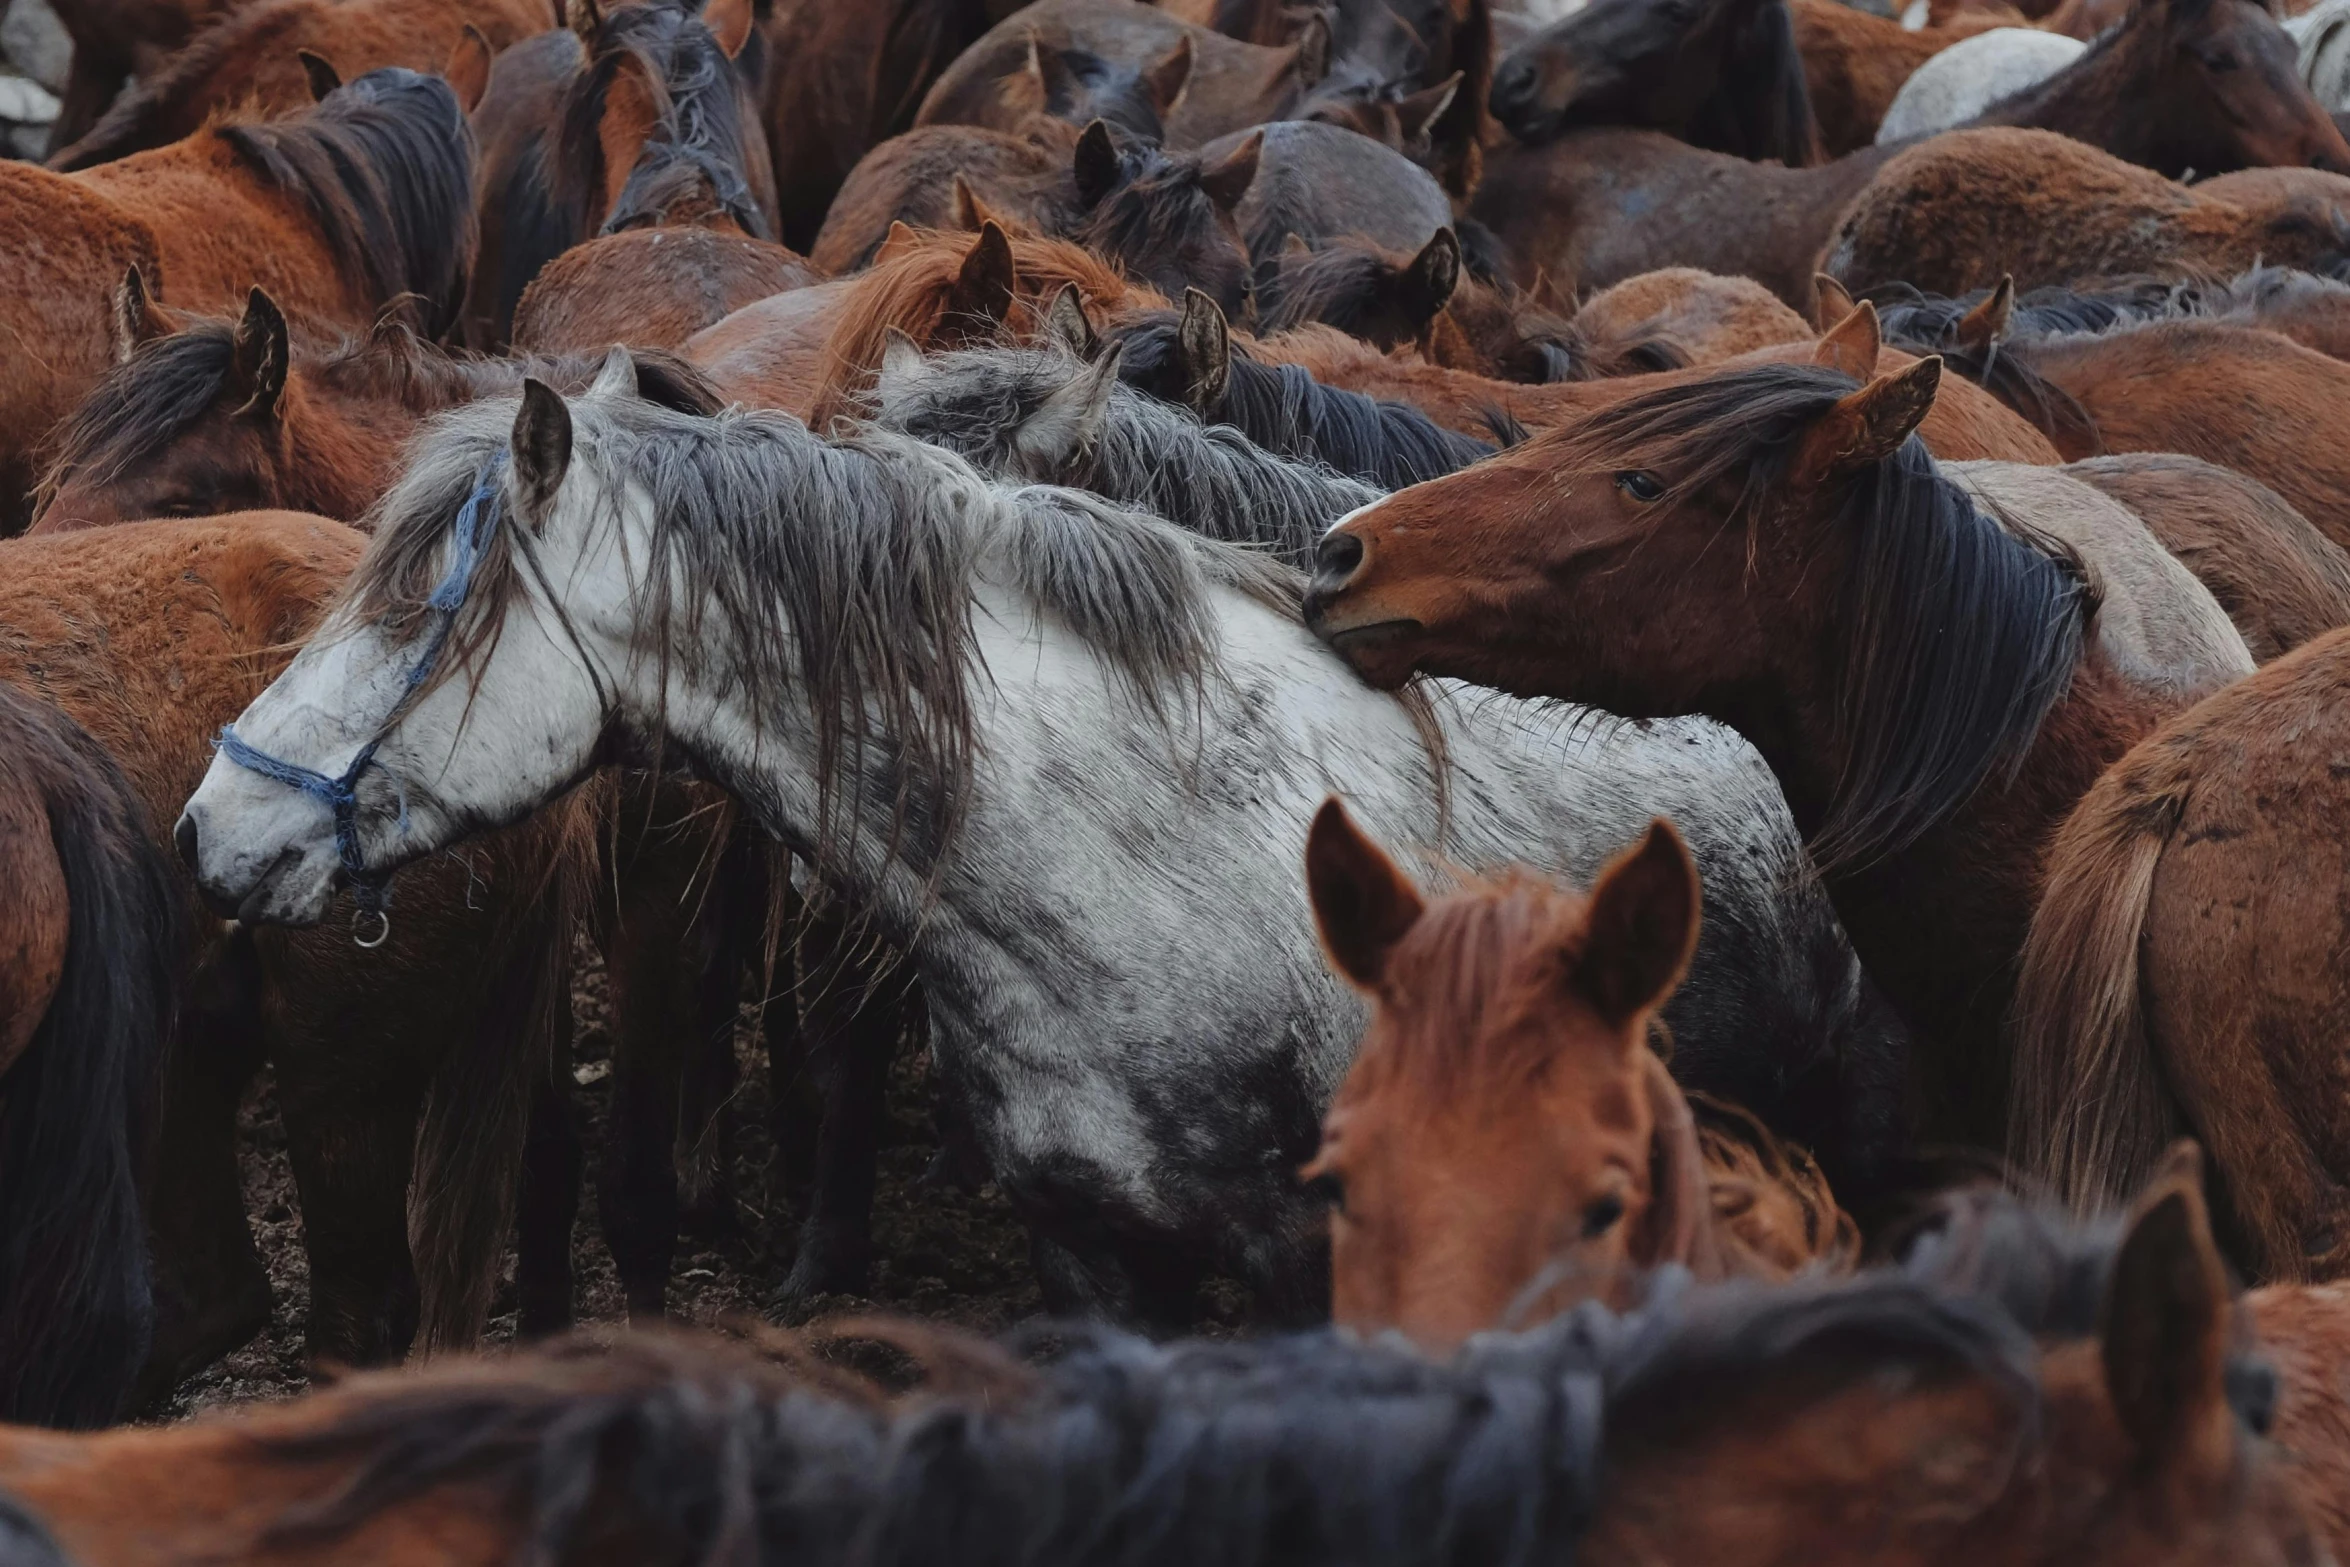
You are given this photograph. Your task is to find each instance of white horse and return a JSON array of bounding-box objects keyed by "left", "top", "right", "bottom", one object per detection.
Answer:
[
  {"left": 178, "top": 362, "right": 1899, "bottom": 1320},
  {"left": 2288, "top": 0, "right": 2350, "bottom": 112},
  {"left": 1876, "top": 27, "right": 2087, "bottom": 143}
]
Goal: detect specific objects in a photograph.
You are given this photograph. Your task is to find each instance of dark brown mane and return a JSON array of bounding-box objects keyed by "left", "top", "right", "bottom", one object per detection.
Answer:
[
  {"left": 1547, "top": 362, "right": 2091, "bottom": 867},
  {"left": 217, "top": 68, "right": 479, "bottom": 337}
]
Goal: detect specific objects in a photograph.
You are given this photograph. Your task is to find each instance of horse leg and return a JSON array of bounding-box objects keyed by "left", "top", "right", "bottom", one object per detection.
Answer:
[
  {"left": 515, "top": 1054, "right": 581, "bottom": 1337},
  {"left": 134, "top": 932, "right": 269, "bottom": 1407},
  {"left": 273, "top": 1044, "right": 425, "bottom": 1368},
  {"left": 676, "top": 827, "right": 762, "bottom": 1241},
  {"left": 44, "top": 46, "right": 126, "bottom": 157},
  {"left": 779, "top": 909, "right": 916, "bottom": 1304}
]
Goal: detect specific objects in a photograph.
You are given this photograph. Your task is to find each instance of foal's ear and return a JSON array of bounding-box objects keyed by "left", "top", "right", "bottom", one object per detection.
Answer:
[
  {"left": 1073, "top": 119, "right": 1121, "bottom": 208},
  {"left": 875, "top": 220, "right": 921, "bottom": 266},
  {"left": 1810, "top": 273, "right": 1856, "bottom": 332},
  {"left": 1177, "top": 286, "right": 1232, "bottom": 410},
  {"left": 111, "top": 265, "right": 174, "bottom": 362},
  {"left": 231, "top": 287, "right": 290, "bottom": 420},
  {"left": 950, "top": 174, "right": 1009, "bottom": 235},
  {"left": 1197, "top": 128, "right": 1264, "bottom": 212},
  {"left": 1404, "top": 228, "right": 1463, "bottom": 324},
  {"left": 2102, "top": 1143, "right": 2238, "bottom": 1470},
  {"left": 1022, "top": 32, "right": 1076, "bottom": 111},
  {"left": 1043, "top": 282, "right": 1100, "bottom": 359},
  {"left": 1631, "top": 1053, "right": 1729, "bottom": 1278},
  {"left": 444, "top": 25, "right": 493, "bottom": 114},
  {"left": 1790, "top": 355, "right": 1940, "bottom": 488},
  {"left": 1144, "top": 34, "right": 1193, "bottom": 118},
  {"left": 589, "top": 344, "right": 636, "bottom": 399},
  {"left": 297, "top": 48, "right": 342, "bottom": 101},
  {"left": 1574, "top": 819, "right": 1700, "bottom": 1032},
  {"left": 513, "top": 378, "right": 574, "bottom": 517},
  {"left": 1394, "top": 72, "right": 1462, "bottom": 144},
  {"left": 879, "top": 326, "right": 926, "bottom": 386},
  {"left": 701, "top": 0, "right": 754, "bottom": 60},
  {"left": 1811, "top": 300, "right": 1880, "bottom": 379},
  {"left": 1305, "top": 797, "right": 1426, "bottom": 991},
  {"left": 1014, "top": 343, "right": 1122, "bottom": 477},
  {"left": 943, "top": 221, "right": 1017, "bottom": 337},
  {"left": 1955, "top": 275, "right": 2015, "bottom": 354},
  {"left": 1285, "top": 8, "right": 1332, "bottom": 86}
]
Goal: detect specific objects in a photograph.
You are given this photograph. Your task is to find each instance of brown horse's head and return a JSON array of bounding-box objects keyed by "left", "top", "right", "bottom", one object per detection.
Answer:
[
  {"left": 1299, "top": 799, "right": 1704, "bottom": 1350},
  {"left": 2112, "top": 0, "right": 2350, "bottom": 173}
]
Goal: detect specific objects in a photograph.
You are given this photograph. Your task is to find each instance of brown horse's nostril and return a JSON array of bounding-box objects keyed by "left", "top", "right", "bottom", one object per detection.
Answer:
[
  {"left": 1314, "top": 528, "right": 1365, "bottom": 588},
  {"left": 174, "top": 812, "right": 200, "bottom": 871}
]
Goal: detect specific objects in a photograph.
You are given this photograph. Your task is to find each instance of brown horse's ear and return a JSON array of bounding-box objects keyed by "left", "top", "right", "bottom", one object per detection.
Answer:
[
  {"left": 297, "top": 48, "right": 341, "bottom": 101},
  {"left": 231, "top": 287, "right": 290, "bottom": 420},
  {"left": 1810, "top": 273, "right": 1856, "bottom": 332},
  {"left": 1404, "top": 228, "right": 1463, "bottom": 324},
  {"left": 1198, "top": 128, "right": 1263, "bottom": 212},
  {"left": 1305, "top": 797, "right": 1426, "bottom": 991},
  {"left": 701, "top": 0, "right": 754, "bottom": 60},
  {"left": 1574, "top": 819, "right": 1700, "bottom": 1032},
  {"left": 1021, "top": 31, "right": 1076, "bottom": 112},
  {"left": 2102, "top": 1143, "right": 2237, "bottom": 1471},
  {"left": 1285, "top": 8, "right": 1332, "bottom": 85},
  {"left": 595, "top": 53, "right": 663, "bottom": 225},
  {"left": 1956, "top": 275, "right": 2015, "bottom": 354},
  {"left": 1279, "top": 231, "right": 1313, "bottom": 261},
  {"left": 1144, "top": 33, "right": 1193, "bottom": 119},
  {"left": 111, "top": 265, "right": 174, "bottom": 362},
  {"left": 512, "top": 378, "right": 573, "bottom": 518},
  {"left": 1043, "top": 282, "right": 1100, "bottom": 360},
  {"left": 1013, "top": 342, "right": 1123, "bottom": 477},
  {"left": 1073, "top": 118, "right": 1121, "bottom": 208},
  {"left": 875, "top": 220, "right": 921, "bottom": 267},
  {"left": 943, "top": 221, "right": 1016, "bottom": 335},
  {"left": 1791, "top": 355, "right": 1941, "bottom": 487},
  {"left": 950, "top": 174, "right": 1008, "bottom": 235},
  {"left": 444, "top": 25, "right": 493, "bottom": 114},
  {"left": 1630, "top": 1053, "right": 1729, "bottom": 1279},
  {"left": 1394, "top": 72, "right": 1461, "bottom": 143},
  {"left": 568, "top": 0, "right": 603, "bottom": 44},
  {"left": 1177, "top": 285, "right": 1232, "bottom": 410},
  {"left": 1811, "top": 300, "right": 1880, "bottom": 379}
]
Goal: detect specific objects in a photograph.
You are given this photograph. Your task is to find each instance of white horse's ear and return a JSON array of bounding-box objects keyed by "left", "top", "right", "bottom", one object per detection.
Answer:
[
  {"left": 589, "top": 345, "right": 636, "bottom": 399},
  {"left": 879, "top": 327, "right": 926, "bottom": 385},
  {"left": 514, "top": 379, "right": 574, "bottom": 517},
  {"left": 1014, "top": 342, "right": 1123, "bottom": 475}
]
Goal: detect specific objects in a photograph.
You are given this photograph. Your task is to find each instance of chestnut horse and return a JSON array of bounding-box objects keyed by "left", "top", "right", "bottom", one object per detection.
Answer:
[
  {"left": 0, "top": 1172, "right": 2318, "bottom": 1567},
  {"left": 0, "top": 513, "right": 580, "bottom": 1393},
  {"left": 2010, "top": 622, "right": 2350, "bottom": 1282},
  {"left": 1302, "top": 358, "right": 2224, "bottom": 1151},
  {"left": 0, "top": 684, "right": 179, "bottom": 1429},
  {"left": 1301, "top": 799, "right": 1855, "bottom": 1350},
  {"left": 0, "top": 67, "right": 475, "bottom": 534},
  {"left": 512, "top": 224, "right": 822, "bottom": 355},
  {"left": 44, "top": 0, "right": 529, "bottom": 170}
]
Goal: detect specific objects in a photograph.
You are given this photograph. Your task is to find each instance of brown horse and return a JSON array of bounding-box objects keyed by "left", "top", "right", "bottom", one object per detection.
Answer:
[
  {"left": 0, "top": 512, "right": 579, "bottom": 1393},
  {"left": 1301, "top": 798, "right": 1854, "bottom": 1350},
  {"left": 0, "top": 67, "right": 475, "bottom": 534},
  {"left": 0, "top": 1172, "right": 2318, "bottom": 1567},
  {"left": 465, "top": 0, "right": 773, "bottom": 348},
  {"left": 44, "top": 0, "right": 531, "bottom": 170},
  {"left": 1570, "top": 268, "right": 1814, "bottom": 364},
  {"left": 1790, "top": 0, "right": 2011, "bottom": 153},
  {"left": 512, "top": 225, "right": 823, "bottom": 354},
  {"left": 2009, "top": 623, "right": 2350, "bottom": 1281},
  {"left": 1301, "top": 357, "right": 2220, "bottom": 1152},
  {"left": 39, "top": 0, "right": 228, "bottom": 154},
  {"left": 1825, "top": 131, "right": 2350, "bottom": 296},
  {"left": 0, "top": 683, "right": 179, "bottom": 1429}
]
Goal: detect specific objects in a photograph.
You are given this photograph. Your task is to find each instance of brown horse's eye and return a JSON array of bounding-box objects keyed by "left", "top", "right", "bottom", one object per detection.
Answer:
[
  {"left": 1304, "top": 1171, "right": 1346, "bottom": 1214},
  {"left": 1583, "top": 1193, "right": 1627, "bottom": 1237},
  {"left": 1615, "top": 471, "right": 1664, "bottom": 503}
]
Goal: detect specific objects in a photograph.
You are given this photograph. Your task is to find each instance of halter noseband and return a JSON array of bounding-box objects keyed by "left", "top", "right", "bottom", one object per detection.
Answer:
[{"left": 212, "top": 454, "right": 507, "bottom": 948}]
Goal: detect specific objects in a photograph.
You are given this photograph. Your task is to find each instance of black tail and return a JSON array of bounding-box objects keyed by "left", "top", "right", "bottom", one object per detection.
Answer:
[{"left": 0, "top": 687, "right": 181, "bottom": 1427}]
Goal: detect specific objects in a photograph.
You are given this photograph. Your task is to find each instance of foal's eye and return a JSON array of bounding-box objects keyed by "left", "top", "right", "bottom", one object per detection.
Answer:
[
  {"left": 1615, "top": 471, "right": 1665, "bottom": 503},
  {"left": 1582, "top": 1193, "right": 1628, "bottom": 1237},
  {"left": 1304, "top": 1171, "right": 1347, "bottom": 1214}
]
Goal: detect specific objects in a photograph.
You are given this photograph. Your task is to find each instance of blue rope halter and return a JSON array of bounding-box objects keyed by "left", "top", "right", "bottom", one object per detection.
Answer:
[{"left": 212, "top": 453, "right": 508, "bottom": 947}]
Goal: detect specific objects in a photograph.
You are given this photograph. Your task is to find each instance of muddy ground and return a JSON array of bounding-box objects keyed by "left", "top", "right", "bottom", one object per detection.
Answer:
[{"left": 160, "top": 940, "right": 1063, "bottom": 1419}]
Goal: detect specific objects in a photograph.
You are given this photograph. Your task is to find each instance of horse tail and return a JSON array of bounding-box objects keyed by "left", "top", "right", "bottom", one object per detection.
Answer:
[
  {"left": 2006, "top": 747, "right": 2193, "bottom": 1215},
  {"left": 407, "top": 796, "right": 595, "bottom": 1354},
  {"left": 0, "top": 693, "right": 181, "bottom": 1427}
]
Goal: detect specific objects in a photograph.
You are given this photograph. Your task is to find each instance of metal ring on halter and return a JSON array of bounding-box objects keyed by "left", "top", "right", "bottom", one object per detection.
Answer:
[{"left": 352, "top": 906, "right": 392, "bottom": 949}]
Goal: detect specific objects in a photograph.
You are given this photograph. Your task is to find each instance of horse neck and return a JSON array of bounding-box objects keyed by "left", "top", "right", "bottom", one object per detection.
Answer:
[
  {"left": 280, "top": 372, "right": 430, "bottom": 520},
  {"left": 1972, "top": 31, "right": 2147, "bottom": 161}
]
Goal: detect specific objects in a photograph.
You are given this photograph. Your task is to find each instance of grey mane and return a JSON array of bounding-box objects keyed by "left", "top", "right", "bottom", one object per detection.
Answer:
[
  {"left": 351, "top": 392, "right": 1299, "bottom": 863},
  {"left": 867, "top": 343, "right": 1384, "bottom": 567}
]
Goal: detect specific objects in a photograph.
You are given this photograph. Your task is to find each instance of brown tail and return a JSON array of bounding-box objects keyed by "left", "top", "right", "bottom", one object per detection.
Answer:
[{"left": 2006, "top": 754, "right": 2193, "bottom": 1215}]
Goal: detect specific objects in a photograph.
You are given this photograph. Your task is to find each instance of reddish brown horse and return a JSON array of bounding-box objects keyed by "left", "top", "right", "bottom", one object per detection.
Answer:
[
  {"left": 1301, "top": 358, "right": 2209, "bottom": 1152},
  {"left": 0, "top": 513, "right": 580, "bottom": 1394},
  {"left": 0, "top": 683, "right": 178, "bottom": 1429},
  {"left": 44, "top": 0, "right": 532, "bottom": 169},
  {"left": 1301, "top": 799, "right": 1854, "bottom": 1349},
  {"left": 2011, "top": 623, "right": 2350, "bottom": 1282},
  {"left": 512, "top": 224, "right": 823, "bottom": 354},
  {"left": 0, "top": 1174, "right": 2318, "bottom": 1567},
  {"left": 0, "top": 67, "right": 475, "bottom": 534}
]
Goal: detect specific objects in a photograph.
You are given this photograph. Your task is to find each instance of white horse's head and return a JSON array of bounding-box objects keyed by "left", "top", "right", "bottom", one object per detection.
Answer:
[{"left": 177, "top": 369, "right": 626, "bottom": 929}]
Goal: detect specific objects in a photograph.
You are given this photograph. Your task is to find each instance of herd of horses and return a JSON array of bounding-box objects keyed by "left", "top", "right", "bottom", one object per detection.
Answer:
[{"left": 10, "top": 0, "right": 2350, "bottom": 1556}]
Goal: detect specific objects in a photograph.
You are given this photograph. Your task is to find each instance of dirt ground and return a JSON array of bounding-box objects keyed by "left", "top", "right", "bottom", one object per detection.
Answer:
[{"left": 159, "top": 940, "right": 1056, "bottom": 1419}]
